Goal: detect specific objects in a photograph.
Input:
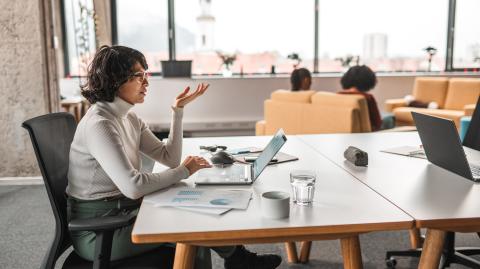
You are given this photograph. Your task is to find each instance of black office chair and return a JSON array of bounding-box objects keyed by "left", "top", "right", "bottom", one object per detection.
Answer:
[
  {"left": 23, "top": 112, "right": 174, "bottom": 269},
  {"left": 386, "top": 96, "right": 480, "bottom": 268}
]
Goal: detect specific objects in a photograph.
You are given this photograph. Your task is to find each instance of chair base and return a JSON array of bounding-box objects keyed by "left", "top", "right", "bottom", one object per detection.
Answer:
[
  {"left": 386, "top": 232, "right": 480, "bottom": 268},
  {"left": 63, "top": 246, "right": 175, "bottom": 269}
]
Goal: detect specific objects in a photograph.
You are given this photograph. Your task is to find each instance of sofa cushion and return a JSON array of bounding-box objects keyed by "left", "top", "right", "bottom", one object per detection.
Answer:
[
  {"left": 312, "top": 92, "right": 371, "bottom": 132},
  {"left": 271, "top": 89, "right": 315, "bottom": 103},
  {"left": 444, "top": 78, "right": 480, "bottom": 110},
  {"left": 393, "top": 107, "right": 464, "bottom": 127},
  {"left": 412, "top": 77, "right": 449, "bottom": 108}
]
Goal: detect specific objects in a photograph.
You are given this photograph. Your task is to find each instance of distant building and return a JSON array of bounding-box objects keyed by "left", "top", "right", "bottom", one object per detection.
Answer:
[
  {"left": 363, "top": 33, "right": 388, "bottom": 60},
  {"left": 466, "top": 43, "right": 480, "bottom": 63},
  {"left": 196, "top": 0, "right": 215, "bottom": 51}
]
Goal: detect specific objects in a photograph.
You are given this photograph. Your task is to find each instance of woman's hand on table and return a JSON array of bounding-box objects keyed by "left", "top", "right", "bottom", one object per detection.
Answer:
[{"left": 182, "top": 156, "right": 212, "bottom": 175}]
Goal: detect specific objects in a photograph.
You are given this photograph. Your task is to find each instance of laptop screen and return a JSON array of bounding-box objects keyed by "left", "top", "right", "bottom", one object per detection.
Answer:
[{"left": 252, "top": 129, "right": 287, "bottom": 179}]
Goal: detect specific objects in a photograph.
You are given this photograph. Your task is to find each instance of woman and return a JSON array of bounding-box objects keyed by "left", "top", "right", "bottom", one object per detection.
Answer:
[
  {"left": 290, "top": 68, "right": 312, "bottom": 91},
  {"left": 66, "top": 45, "right": 281, "bottom": 269},
  {"left": 338, "top": 65, "right": 394, "bottom": 131}
]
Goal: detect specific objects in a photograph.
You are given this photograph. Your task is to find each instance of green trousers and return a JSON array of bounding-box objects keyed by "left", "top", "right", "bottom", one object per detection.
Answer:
[{"left": 67, "top": 196, "right": 235, "bottom": 269}]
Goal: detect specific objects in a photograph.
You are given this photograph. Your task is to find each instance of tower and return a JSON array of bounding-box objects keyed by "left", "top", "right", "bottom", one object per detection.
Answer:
[
  {"left": 363, "top": 33, "right": 388, "bottom": 60},
  {"left": 196, "top": 0, "right": 215, "bottom": 51}
]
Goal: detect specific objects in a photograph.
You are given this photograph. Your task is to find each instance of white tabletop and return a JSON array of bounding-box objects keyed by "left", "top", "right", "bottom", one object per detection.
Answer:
[
  {"left": 132, "top": 135, "right": 412, "bottom": 244},
  {"left": 299, "top": 132, "right": 480, "bottom": 229}
]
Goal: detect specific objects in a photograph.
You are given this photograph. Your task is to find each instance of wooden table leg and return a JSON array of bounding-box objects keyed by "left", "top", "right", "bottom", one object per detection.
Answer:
[
  {"left": 341, "top": 235, "right": 363, "bottom": 269},
  {"left": 299, "top": 241, "right": 312, "bottom": 263},
  {"left": 73, "top": 104, "right": 81, "bottom": 122},
  {"left": 174, "top": 243, "right": 197, "bottom": 269},
  {"left": 409, "top": 228, "right": 423, "bottom": 248},
  {"left": 284, "top": 242, "right": 299, "bottom": 263},
  {"left": 418, "top": 229, "right": 446, "bottom": 269}
]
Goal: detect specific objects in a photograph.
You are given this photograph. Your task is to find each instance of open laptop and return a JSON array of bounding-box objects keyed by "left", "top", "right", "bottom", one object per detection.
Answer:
[
  {"left": 195, "top": 129, "right": 287, "bottom": 185},
  {"left": 412, "top": 112, "right": 480, "bottom": 182}
]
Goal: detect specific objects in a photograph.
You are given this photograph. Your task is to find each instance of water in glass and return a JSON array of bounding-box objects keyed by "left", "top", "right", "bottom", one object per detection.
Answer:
[{"left": 290, "top": 170, "right": 316, "bottom": 205}]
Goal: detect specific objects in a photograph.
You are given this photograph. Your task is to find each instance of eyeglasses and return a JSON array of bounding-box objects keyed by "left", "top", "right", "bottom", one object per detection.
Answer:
[{"left": 131, "top": 71, "right": 149, "bottom": 84}]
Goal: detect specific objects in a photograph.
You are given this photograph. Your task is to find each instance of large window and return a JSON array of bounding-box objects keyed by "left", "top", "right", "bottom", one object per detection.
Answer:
[
  {"left": 175, "top": 0, "right": 314, "bottom": 75},
  {"left": 63, "top": 0, "right": 475, "bottom": 76},
  {"left": 318, "top": 0, "right": 448, "bottom": 72},
  {"left": 116, "top": 0, "right": 169, "bottom": 73},
  {"left": 453, "top": 0, "right": 480, "bottom": 69},
  {"left": 64, "top": 0, "right": 96, "bottom": 76}
]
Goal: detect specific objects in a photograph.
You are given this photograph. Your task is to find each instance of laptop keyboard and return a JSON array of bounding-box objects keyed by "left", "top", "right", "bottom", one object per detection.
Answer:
[
  {"left": 196, "top": 164, "right": 249, "bottom": 183},
  {"left": 223, "top": 165, "right": 248, "bottom": 181},
  {"left": 470, "top": 164, "right": 480, "bottom": 178}
]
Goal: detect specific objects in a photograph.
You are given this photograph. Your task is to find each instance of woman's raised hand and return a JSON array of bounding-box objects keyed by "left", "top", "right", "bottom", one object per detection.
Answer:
[
  {"left": 174, "top": 83, "right": 209, "bottom": 108},
  {"left": 182, "top": 156, "right": 212, "bottom": 175}
]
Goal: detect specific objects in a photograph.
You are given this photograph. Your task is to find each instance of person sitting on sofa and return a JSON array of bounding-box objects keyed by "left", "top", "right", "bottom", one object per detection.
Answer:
[
  {"left": 338, "top": 65, "right": 394, "bottom": 131},
  {"left": 290, "top": 68, "right": 312, "bottom": 91}
]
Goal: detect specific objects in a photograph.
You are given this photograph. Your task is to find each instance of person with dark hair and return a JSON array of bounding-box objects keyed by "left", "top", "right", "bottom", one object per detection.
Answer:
[
  {"left": 67, "top": 45, "right": 281, "bottom": 269},
  {"left": 290, "top": 68, "right": 312, "bottom": 91},
  {"left": 338, "top": 65, "right": 393, "bottom": 131}
]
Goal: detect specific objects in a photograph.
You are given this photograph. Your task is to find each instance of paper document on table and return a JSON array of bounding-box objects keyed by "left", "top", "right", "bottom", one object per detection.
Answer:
[
  {"left": 176, "top": 206, "right": 232, "bottom": 215},
  {"left": 380, "top": 146, "right": 427, "bottom": 159},
  {"left": 144, "top": 188, "right": 252, "bottom": 209}
]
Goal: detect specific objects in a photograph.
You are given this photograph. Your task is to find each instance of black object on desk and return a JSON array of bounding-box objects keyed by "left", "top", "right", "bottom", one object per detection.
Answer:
[{"left": 344, "top": 146, "right": 368, "bottom": 166}]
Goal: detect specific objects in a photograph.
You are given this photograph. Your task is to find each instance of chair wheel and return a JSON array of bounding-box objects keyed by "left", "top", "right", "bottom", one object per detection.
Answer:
[{"left": 386, "top": 257, "right": 397, "bottom": 268}]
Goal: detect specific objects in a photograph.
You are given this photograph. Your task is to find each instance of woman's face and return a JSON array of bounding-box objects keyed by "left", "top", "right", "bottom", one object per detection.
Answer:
[{"left": 117, "top": 62, "right": 149, "bottom": 105}]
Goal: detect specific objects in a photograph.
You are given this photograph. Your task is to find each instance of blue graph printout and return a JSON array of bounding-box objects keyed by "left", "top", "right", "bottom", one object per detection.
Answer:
[{"left": 143, "top": 187, "right": 252, "bottom": 210}]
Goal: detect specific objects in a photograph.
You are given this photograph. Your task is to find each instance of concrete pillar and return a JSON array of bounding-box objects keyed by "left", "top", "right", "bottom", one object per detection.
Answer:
[{"left": 0, "top": 0, "right": 59, "bottom": 176}]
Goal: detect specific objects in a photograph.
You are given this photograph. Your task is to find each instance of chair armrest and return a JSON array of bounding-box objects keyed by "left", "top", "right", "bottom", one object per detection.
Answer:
[
  {"left": 464, "top": 104, "right": 477, "bottom": 116},
  {"left": 68, "top": 213, "right": 136, "bottom": 232},
  {"left": 385, "top": 99, "right": 407, "bottom": 112},
  {"left": 256, "top": 120, "right": 266, "bottom": 136}
]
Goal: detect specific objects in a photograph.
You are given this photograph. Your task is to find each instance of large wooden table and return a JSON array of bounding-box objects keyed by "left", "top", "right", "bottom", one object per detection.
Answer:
[
  {"left": 132, "top": 136, "right": 413, "bottom": 269},
  {"left": 299, "top": 132, "right": 480, "bottom": 268}
]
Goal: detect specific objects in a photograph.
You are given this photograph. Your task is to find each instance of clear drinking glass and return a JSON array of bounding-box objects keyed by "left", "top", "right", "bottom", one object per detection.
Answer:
[{"left": 290, "top": 170, "right": 316, "bottom": 205}]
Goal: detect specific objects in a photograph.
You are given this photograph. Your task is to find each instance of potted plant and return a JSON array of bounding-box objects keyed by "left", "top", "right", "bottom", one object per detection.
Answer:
[
  {"left": 217, "top": 51, "right": 236, "bottom": 77},
  {"left": 287, "top": 53, "right": 302, "bottom": 69},
  {"left": 423, "top": 46, "right": 437, "bottom": 72}
]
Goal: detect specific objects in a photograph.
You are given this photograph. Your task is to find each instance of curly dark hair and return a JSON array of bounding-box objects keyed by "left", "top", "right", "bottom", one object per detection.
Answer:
[
  {"left": 340, "top": 65, "right": 377, "bottom": 92},
  {"left": 290, "top": 68, "right": 312, "bottom": 91},
  {"left": 81, "top": 45, "right": 148, "bottom": 103}
]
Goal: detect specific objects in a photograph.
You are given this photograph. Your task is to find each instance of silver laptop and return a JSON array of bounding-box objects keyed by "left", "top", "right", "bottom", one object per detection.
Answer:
[{"left": 195, "top": 129, "right": 287, "bottom": 185}]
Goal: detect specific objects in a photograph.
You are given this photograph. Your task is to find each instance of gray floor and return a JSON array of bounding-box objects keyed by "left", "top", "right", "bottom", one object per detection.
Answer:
[{"left": 1, "top": 185, "right": 479, "bottom": 269}]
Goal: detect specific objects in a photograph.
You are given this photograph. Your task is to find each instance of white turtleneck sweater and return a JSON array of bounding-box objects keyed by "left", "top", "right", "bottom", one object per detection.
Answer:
[{"left": 66, "top": 97, "right": 189, "bottom": 200}]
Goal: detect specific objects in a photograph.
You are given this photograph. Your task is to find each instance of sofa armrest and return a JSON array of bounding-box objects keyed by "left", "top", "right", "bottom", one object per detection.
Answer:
[
  {"left": 255, "top": 120, "right": 266, "bottom": 136},
  {"left": 464, "top": 104, "right": 477, "bottom": 116},
  {"left": 385, "top": 99, "right": 407, "bottom": 112}
]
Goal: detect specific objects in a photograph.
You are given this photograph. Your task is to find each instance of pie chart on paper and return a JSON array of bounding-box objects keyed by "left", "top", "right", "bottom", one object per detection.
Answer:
[{"left": 210, "top": 199, "right": 232, "bottom": 205}]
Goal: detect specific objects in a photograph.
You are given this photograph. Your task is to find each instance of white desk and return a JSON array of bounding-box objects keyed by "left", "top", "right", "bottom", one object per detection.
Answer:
[
  {"left": 132, "top": 136, "right": 413, "bottom": 269},
  {"left": 299, "top": 132, "right": 480, "bottom": 268}
]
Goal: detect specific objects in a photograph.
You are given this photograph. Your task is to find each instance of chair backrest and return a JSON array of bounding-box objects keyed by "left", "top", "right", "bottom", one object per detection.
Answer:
[
  {"left": 444, "top": 78, "right": 480, "bottom": 110},
  {"left": 311, "top": 92, "right": 372, "bottom": 132},
  {"left": 463, "top": 96, "right": 480, "bottom": 151},
  {"left": 412, "top": 77, "right": 449, "bottom": 108},
  {"left": 22, "top": 112, "right": 77, "bottom": 269},
  {"left": 262, "top": 90, "right": 371, "bottom": 135},
  {"left": 270, "top": 89, "right": 315, "bottom": 103}
]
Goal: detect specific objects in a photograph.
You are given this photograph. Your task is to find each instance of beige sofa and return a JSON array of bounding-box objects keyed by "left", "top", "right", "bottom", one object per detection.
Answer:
[
  {"left": 256, "top": 90, "right": 372, "bottom": 135},
  {"left": 385, "top": 77, "right": 480, "bottom": 127}
]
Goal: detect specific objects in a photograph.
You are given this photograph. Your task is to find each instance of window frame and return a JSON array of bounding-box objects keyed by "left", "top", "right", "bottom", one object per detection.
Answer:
[{"left": 62, "top": 0, "right": 472, "bottom": 77}]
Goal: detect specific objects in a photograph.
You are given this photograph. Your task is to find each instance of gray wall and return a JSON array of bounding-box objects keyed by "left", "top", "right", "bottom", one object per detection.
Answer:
[{"left": 0, "top": 1, "right": 50, "bottom": 177}]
